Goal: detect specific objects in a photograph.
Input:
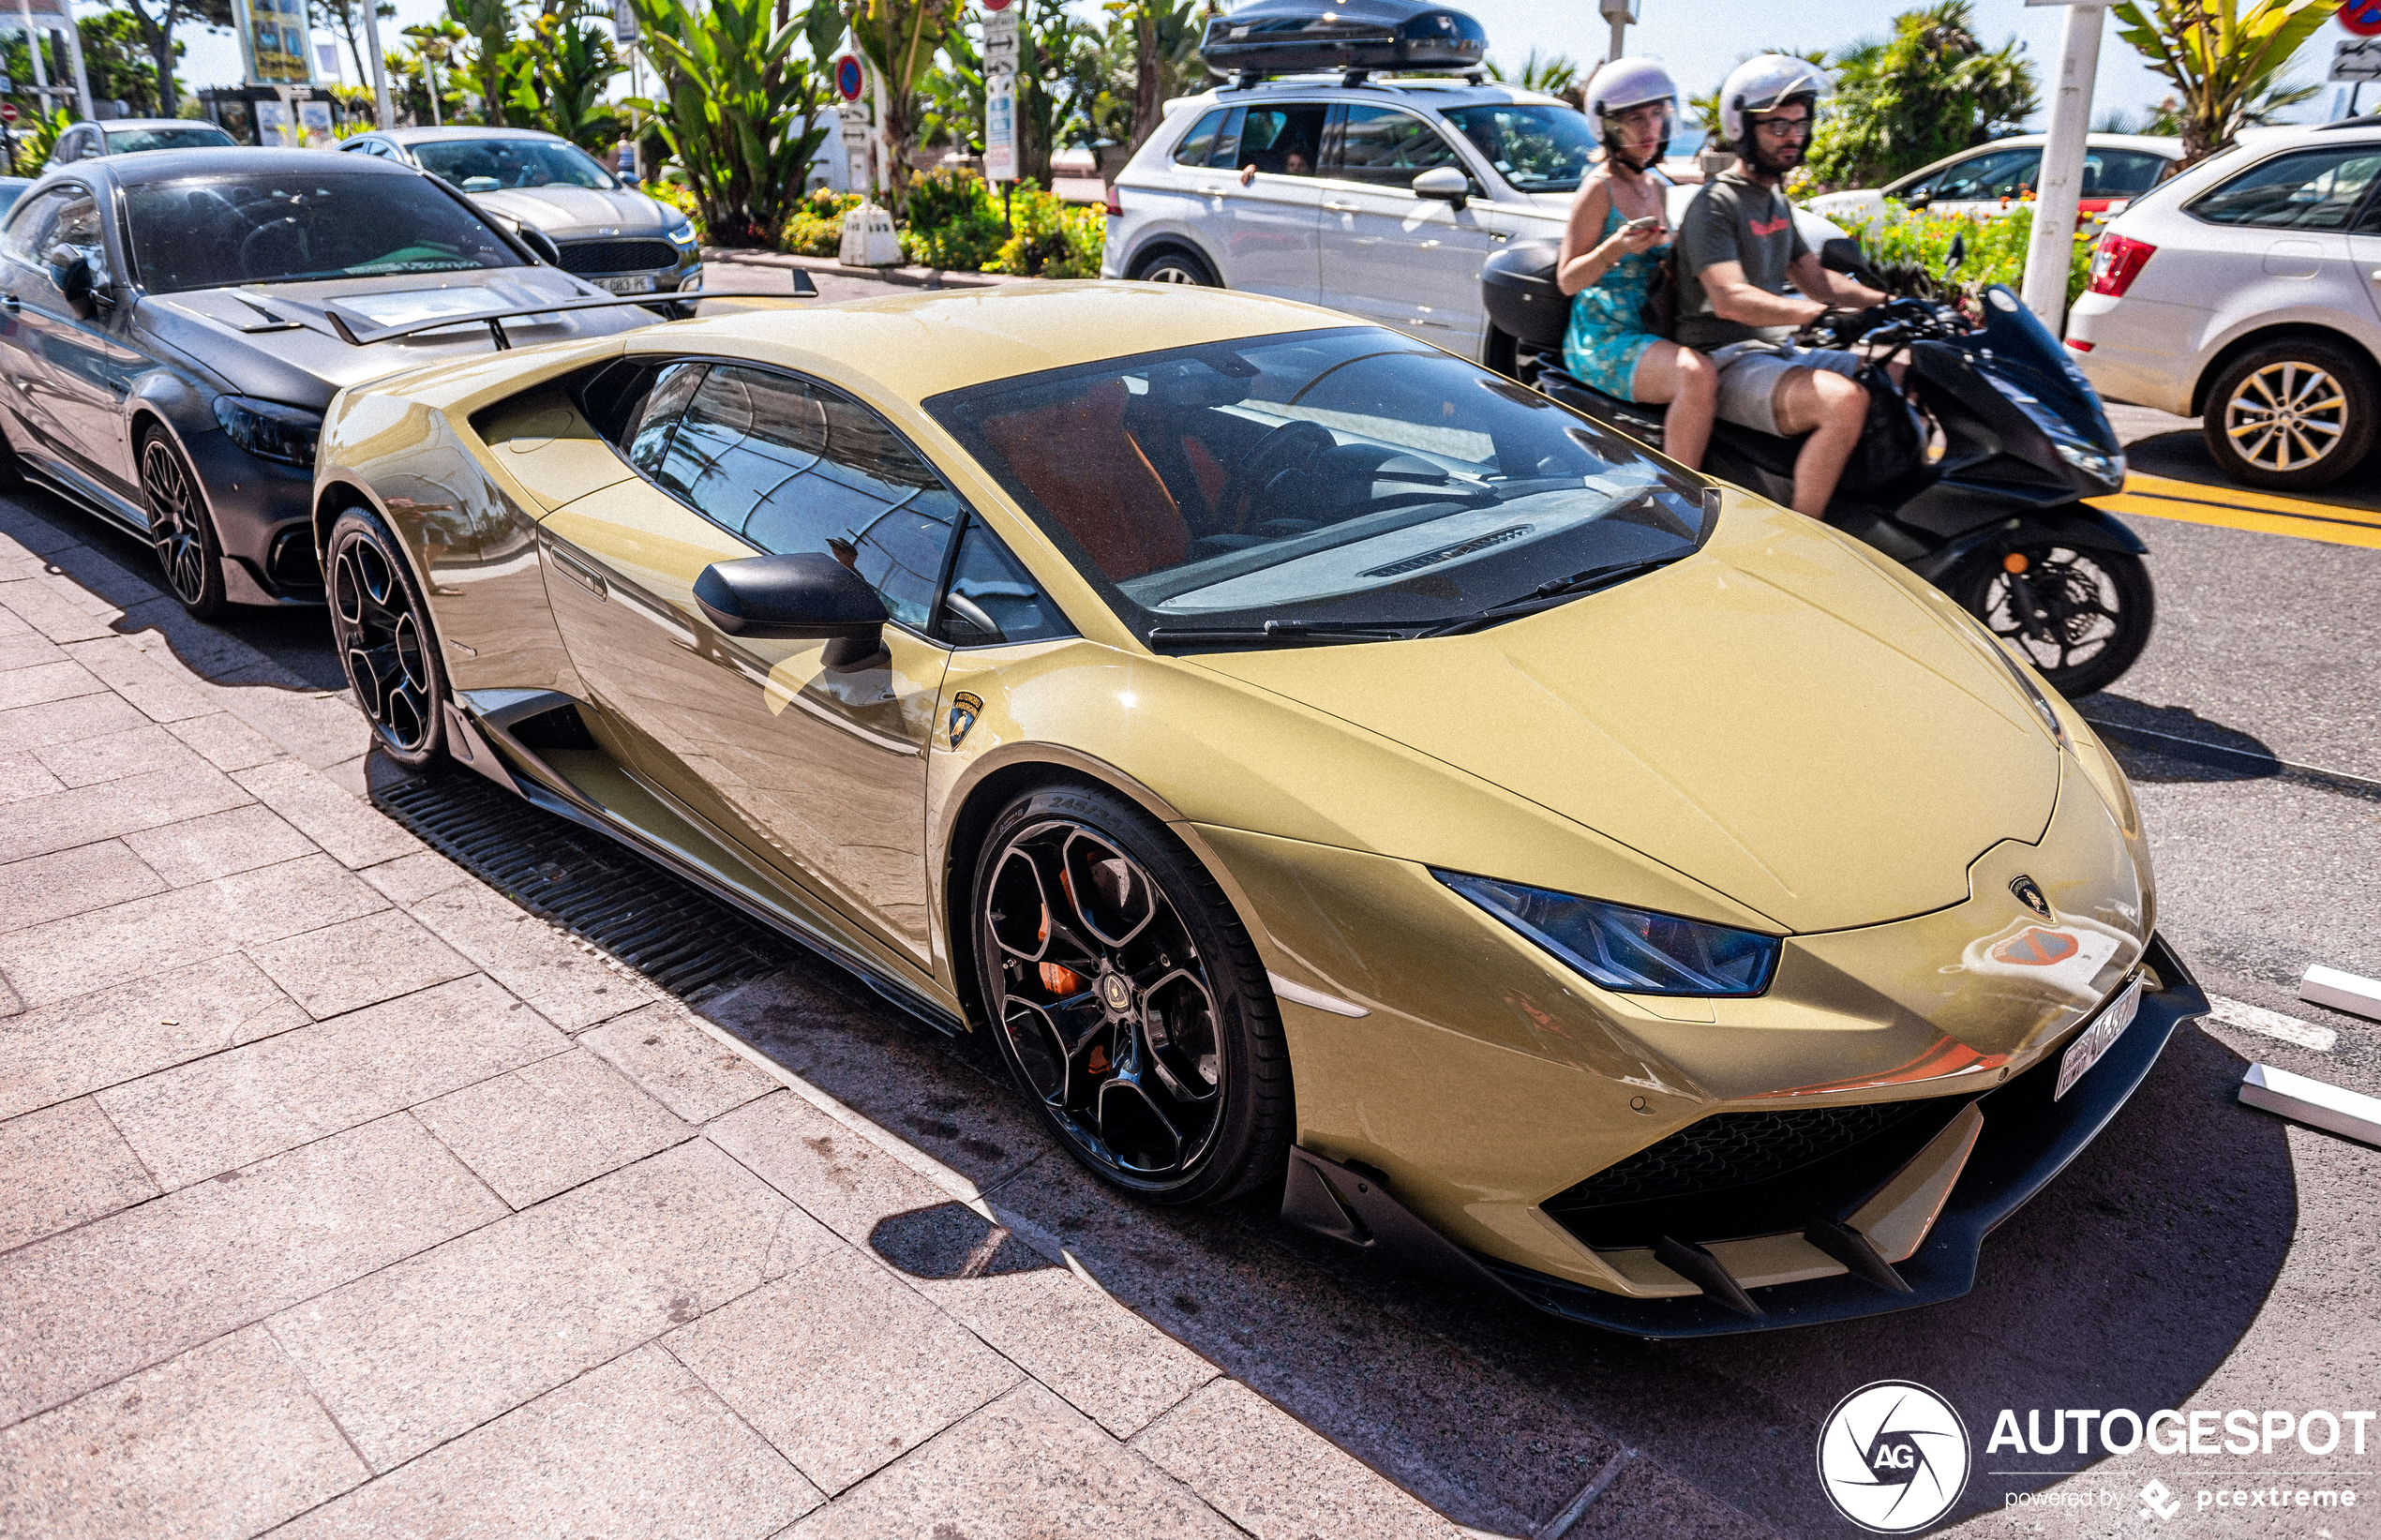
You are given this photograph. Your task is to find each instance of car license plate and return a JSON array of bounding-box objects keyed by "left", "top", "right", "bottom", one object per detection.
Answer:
[
  {"left": 594, "top": 275, "right": 658, "bottom": 294},
  {"left": 2055, "top": 977, "right": 2142, "bottom": 1101}
]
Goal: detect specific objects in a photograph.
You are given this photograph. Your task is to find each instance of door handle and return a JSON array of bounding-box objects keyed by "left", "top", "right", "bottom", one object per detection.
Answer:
[
  {"left": 1323, "top": 202, "right": 1361, "bottom": 213},
  {"left": 546, "top": 542, "right": 608, "bottom": 599},
  {"left": 3, "top": 294, "right": 17, "bottom": 313}
]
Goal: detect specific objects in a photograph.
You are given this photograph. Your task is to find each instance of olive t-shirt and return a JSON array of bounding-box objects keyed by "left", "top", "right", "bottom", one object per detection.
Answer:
[{"left": 1673, "top": 170, "right": 1809, "bottom": 351}]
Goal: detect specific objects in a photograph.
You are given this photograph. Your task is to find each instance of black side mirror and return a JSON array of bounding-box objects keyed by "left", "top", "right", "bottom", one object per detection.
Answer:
[
  {"left": 1819, "top": 235, "right": 1878, "bottom": 286},
  {"left": 693, "top": 551, "right": 888, "bottom": 669},
  {"left": 1902, "top": 191, "right": 1931, "bottom": 210},
  {"left": 516, "top": 225, "right": 562, "bottom": 265},
  {"left": 51, "top": 253, "right": 105, "bottom": 315}
]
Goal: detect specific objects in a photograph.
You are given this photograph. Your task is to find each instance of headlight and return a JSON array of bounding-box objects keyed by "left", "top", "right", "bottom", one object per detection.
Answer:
[
  {"left": 2052, "top": 440, "right": 2124, "bottom": 488},
  {"left": 213, "top": 396, "right": 322, "bottom": 467},
  {"left": 665, "top": 217, "right": 697, "bottom": 247},
  {"left": 1435, "top": 872, "right": 1780, "bottom": 997}
]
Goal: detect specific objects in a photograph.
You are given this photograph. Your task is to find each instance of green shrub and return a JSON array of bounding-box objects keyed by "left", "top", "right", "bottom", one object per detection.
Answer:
[
  {"left": 1863, "top": 202, "right": 2099, "bottom": 307},
  {"left": 985, "top": 186, "right": 1106, "bottom": 279},
  {"left": 778, "top": 188, "right": 863, "bottom": 258},
  {"left": 898, "top": 168, "right": 1008, "bottom": 271}
]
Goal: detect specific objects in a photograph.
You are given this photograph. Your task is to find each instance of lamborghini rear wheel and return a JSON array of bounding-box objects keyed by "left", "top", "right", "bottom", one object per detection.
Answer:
[
  {"left": 972, "top": 784, "right": 1291, "bottom": 1206},
  {"left": 326, "top": 506, "right": 447, "bottom": 769}
]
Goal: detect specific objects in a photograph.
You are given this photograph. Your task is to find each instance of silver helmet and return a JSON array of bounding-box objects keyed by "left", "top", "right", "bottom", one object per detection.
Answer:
[
  {"left": 1717, "top": 53, "right": 1834, "bottom": 146},
  {"left": 1583, "top": 56, "right": 1680, "bottom": 171}
]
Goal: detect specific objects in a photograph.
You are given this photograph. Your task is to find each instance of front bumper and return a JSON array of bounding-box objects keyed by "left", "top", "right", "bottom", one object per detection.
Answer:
[
  {"left": 1284, "top": 933, "right": 2206, "bottom": 1338},
  {"left": 180, "top": 426, "right": 322, "bottom": 603}
]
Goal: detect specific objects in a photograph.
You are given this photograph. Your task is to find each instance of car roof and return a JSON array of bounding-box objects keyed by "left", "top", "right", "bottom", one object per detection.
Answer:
[
  {"left": 632, "top": 282, "right": 1362, "bottom": 406},
  {"left": 79, "top": 147, "right": 424, "bottom": 187},
  {"left": 1883, "top": 131, "right": 2185, "bottom": 190},
  {"left": 1167, "top": 77, "right": 1565, "bottom": 113},
  {"left": 94, "top": 119, "right": 225, "bottom": 133},
  {"left": 377, "top": 126, "right": 571, "bottom": 144}
]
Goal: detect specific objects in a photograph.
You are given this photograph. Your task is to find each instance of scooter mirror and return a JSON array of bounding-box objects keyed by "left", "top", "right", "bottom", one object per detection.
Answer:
[{"left": 1946, "top": 233, "right": 1968, "bottom": 273}]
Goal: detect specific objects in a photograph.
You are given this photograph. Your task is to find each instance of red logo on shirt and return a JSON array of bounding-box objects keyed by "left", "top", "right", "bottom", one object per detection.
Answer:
[{"left": 1749, "top": 216, "right": 1791, "bottom": 236}]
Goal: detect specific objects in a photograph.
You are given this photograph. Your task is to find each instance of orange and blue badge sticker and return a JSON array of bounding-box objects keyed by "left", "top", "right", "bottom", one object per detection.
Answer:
[{"left": 1989, "top": 927, "right": 2082, "bottom": 967}]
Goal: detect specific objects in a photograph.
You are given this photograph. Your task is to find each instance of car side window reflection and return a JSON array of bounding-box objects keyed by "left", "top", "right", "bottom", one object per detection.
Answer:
[
  {"left": 1332, "top": 106, "right": 1462, "bottom": 187},
  {"left": 636, "top": 360, "right": 965, "bottom": 635},
  {"left": 2, "top": 188, "right": 75, "bottom": 265},
  {"left": 936, "top": 516, "right": 1071, "bottom": 646}
]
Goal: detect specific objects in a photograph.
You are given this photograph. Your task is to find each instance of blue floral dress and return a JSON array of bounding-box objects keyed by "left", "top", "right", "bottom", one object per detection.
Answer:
[{"left": 1563, "top": 204, "right": 1670, "bottom": 400}]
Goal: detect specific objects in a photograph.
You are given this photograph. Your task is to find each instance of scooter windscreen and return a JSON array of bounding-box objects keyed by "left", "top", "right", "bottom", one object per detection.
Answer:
[{"left": 1969, "top": 285, "right": 2124, "bottom": 491}]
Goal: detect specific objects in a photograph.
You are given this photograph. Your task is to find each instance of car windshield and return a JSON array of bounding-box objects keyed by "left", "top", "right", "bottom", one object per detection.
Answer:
[
  {"left": 1440, "top": 104, "right": 1601, "bottom": 192},
  {"left": 926, "top": 327, "right": 1712, "bottom": 645},
  {"left": 414, "top": 138, "right": 618, "bottom": 191},
  {"left": 125, "top": 172, "right": 524, "bottom": 292},
  {"left": 103, "top": 126, "right": 234, "bottom": 154}
]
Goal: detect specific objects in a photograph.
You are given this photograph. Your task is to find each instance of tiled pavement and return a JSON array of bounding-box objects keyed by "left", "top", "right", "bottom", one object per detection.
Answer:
[{"left": 0, "top": 497, "right": 1641, "bottom": 1538}]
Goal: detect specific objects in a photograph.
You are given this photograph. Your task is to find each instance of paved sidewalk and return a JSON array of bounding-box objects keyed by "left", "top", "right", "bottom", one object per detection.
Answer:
[{"left": 0, "top": 497, "right": 1560, "bottom": 1537}]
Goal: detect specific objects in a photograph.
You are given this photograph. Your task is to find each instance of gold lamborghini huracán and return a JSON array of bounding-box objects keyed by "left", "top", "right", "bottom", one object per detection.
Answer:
[{"left": 312, "top": 283, "right": 2206, "bottom": 1335}]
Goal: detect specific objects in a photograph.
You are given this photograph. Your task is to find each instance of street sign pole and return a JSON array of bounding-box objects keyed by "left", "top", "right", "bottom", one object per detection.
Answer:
[
  {"left": 360, "top": 0, "right": 391, "bottom": 127},
  {"left": 2019, "top": 0, "right": 2113, "bottom": 333},
  {"left": 1598, "top": 0, "right": 1638, "bottom": 65}
]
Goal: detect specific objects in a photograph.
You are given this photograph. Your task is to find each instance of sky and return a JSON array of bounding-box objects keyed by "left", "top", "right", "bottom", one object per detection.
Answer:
[{"left": 144, "top": 0, "right": 2361, "bottom": 135}]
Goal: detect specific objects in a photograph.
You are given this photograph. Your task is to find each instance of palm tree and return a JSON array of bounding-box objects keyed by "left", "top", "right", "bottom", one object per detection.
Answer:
[{"left": 2112, "top": 0, "right": 2333, "bottom": 166}]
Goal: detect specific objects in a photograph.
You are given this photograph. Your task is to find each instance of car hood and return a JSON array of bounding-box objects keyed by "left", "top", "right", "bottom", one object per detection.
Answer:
[
  {"left": 471, "top": 185, "right": 672, "bottom": 239},
  {"left": 135, "top": 268, "right": 646, "bottom": 409},
  {"left": 1192, "top": 497, "right": 2062, "bottom": 934}
]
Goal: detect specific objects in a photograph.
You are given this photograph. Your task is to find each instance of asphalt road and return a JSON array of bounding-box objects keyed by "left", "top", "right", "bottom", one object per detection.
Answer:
[{"left": 13, "top": 379, "right": 2375, "bottom": 1539}]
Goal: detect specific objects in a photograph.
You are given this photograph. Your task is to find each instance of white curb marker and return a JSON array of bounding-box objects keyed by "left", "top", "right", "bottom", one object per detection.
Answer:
[
  {"left": 2300, "top": 964, "right": 2381, "bottom": 1024},
  {"left": 2239, "top": 1064, "right": 2381, "bottom": 1149}
]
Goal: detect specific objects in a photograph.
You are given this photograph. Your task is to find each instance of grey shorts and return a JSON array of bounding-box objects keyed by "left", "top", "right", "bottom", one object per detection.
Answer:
[{"left": 1709, "top": 341, "right": 1864, "bottom": 437}]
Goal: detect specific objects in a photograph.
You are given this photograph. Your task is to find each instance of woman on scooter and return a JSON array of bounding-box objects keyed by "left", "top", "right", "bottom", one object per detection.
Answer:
[{"left": 1556, "top": 59, "right": 1716, "bottom": 471}]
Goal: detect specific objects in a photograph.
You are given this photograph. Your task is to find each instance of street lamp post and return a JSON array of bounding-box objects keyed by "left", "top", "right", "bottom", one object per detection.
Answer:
[
  {"left": 2018, "top": 0, "right": 2116, "bottom": 334},
  {"left": 1599, "top": 0, "right": 1638, "bottom": 65}
]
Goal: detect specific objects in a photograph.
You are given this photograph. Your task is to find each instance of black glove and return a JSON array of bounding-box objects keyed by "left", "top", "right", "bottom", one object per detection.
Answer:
[{"left": 1802, "top": 306, "right": 1881, "bottom": 348}]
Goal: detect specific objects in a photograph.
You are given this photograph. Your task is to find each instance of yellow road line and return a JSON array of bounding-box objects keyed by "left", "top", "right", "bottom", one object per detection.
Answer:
[{"left": 2091, "top": 471, "right": 2381, "bottom": 551}]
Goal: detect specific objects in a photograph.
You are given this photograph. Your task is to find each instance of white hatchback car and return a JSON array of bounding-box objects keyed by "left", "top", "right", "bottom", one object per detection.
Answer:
[
  {"left": 2067, "top": 120, "right": 2381, "bottom": 490},
  {"left": 1104, "top": 77, "right": 1835, "bottom": 368}
]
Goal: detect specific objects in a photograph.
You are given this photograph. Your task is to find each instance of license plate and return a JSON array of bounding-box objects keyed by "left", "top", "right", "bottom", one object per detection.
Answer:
[
  {"left": 2056, "top": 977, "right": 2143, "bottom": 1101},
  {"left": 594, "top": 275, "right": 658, "bottom": 294}
]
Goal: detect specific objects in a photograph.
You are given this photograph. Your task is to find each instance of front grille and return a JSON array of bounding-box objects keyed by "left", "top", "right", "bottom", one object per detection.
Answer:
[
  {"left": 557, "top": 238, "right": 680, "bottom": 276},
  {"left": 1545, "top": 1096, "right": 1970, "bottom": 1248}
]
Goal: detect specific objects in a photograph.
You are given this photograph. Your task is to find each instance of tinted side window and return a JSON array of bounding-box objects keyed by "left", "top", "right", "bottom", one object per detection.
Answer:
[
  {"left": 2083, "top": 149, "right": 2168, "bottom": 198},
  {"left": 2, "top": 189, "right": 75, "bottom": 264},
  {"left": 1332, "top": 106, "right": 1461, "bottom": 187},
  {"left": 1933, "top": 148, "right": 2039, "bottom": 201},
  {"left": 1173, "top": 109, "right": 1226, "bottom": 168},
  {"left": 625, "top": 360, "right": 708, "bottom": 479},
  {"left": 2192, "top": 147, "right": 2381, "bottom": 231},
  {"left": 1236, "top": 104, "right": 1328, "bottom": 177},
  {"left": 647, "top": 363, "right": 960, "bottom": 633},
  {"left": 937, "top": 516, "right": 1071, "bottom": 646},
  {"left": 1209, "top": 107, "right": 1247, "bottom": 170}
]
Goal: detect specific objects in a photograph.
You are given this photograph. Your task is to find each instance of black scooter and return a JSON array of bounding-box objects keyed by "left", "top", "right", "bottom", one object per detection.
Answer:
[{"left": 1481, "top": 238, "right": 2152, "bottom": 698}]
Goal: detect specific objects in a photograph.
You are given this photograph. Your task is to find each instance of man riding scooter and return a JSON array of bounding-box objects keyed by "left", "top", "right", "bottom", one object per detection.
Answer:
[{"left": 1675, "top": 55, "right": 1891, "bottom": 516}]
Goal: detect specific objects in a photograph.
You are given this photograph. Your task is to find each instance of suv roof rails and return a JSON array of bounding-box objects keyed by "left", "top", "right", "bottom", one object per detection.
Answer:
[
  {"left": 2314, "top": 113, "right": 2381, "bottom": 131},
  {"left": 1219, "top": 69, "right": 1490, "bottom": 92}
]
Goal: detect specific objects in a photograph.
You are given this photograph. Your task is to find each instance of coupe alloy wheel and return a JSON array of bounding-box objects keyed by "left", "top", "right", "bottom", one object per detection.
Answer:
[
  {"left": 981, "top": 817, "right": 1228, "bottom": 1184},
  {"left": 331, "top": 533, "right": 435, "bottom": 755},
  {"left": 2223, "top": 361, "right": 2346, "bottom": 475},
  {"left": 143, "top": 435, "right": 212, "bottom": 608}
]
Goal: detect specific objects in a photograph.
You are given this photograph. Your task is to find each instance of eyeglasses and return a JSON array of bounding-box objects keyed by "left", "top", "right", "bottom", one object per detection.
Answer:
[{"left": 1753, "top": 117, "right": 1814, "bottom": 140}]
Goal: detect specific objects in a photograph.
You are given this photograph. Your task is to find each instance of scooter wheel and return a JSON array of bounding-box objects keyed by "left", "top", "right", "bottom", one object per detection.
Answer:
[{"left": 1949, "top": 543, "right": 2153, "bottom": 700}]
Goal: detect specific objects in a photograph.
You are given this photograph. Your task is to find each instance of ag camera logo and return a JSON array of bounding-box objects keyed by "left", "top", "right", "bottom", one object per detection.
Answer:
[{"left": 1818, "top": 1380, "right": 1971, "bottom": 1533}]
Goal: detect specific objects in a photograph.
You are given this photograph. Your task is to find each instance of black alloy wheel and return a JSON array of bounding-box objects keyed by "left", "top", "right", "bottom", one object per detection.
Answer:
[
  {"left": 1951, "top": 541, "right": 2154, "bottom": 700},
  {"left": 142, "top": 429, "right": 228, "bottom": 619},
  {"left": 1129, "top": 247, "right": 1220, "bottom": 287},
  {"left": 973, "top": 784, "right": 1291, "bottom": 1205},
  {"left": 326, "top": 506, "right": 447, "bottom": 768}
]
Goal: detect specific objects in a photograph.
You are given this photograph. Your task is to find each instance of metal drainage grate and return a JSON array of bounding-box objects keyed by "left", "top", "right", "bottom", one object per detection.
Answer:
[{"left": 372, "top": 767, "right": 806, "bottom": 1001}]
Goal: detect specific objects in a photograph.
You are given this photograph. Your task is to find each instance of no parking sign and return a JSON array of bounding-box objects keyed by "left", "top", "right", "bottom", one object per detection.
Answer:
[
  {"left": 833, "top": 52, "right": 867, "bottom": 101},
  {"left": 2344, "top": 0, "right": 2381, "bottom": 38}
]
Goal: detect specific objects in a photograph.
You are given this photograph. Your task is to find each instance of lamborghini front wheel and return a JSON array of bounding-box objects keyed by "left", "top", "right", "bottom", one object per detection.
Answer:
[
  {"left": 972, "top": 784, "right": 1291, "bottom": 1205},
  {"left": 326, "top": 506, "right": 447, "bottom": 769}
]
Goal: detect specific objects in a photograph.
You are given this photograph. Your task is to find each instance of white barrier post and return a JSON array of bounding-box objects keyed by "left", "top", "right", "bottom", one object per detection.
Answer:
[{"left": 2019, "top": 0, "right": 2112, "bottom": 333}]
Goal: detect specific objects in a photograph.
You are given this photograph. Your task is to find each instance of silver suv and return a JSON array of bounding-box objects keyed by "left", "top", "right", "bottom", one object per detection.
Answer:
[
  {"left": 1105, "top": 76, "right": 1838, "bottom": 368},
  {"left": 2067, "top": 119, "right": 2381, "bottom": 489}
]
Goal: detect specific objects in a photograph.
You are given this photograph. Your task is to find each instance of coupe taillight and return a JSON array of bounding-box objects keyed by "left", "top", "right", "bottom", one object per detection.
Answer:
[{"left": 2088, "top": 233, "right": 2155, "bottom": 298}]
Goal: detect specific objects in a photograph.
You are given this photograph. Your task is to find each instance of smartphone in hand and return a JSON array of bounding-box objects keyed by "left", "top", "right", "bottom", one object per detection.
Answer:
[{"left": 1619, "top": 215, "right": 1662, "bottom": 236}]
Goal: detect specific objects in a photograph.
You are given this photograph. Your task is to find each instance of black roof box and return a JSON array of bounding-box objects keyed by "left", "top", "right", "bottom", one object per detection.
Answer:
[{"left": 1202, "top": 1, "right": 1488, "bottom": 86}]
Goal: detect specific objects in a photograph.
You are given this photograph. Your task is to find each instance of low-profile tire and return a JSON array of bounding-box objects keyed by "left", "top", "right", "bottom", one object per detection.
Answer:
[
  {"left": 1128, "top": 245, "right": 1220, "bottom": 287},
  {"left": 971, "top": 782, "right": 1292, "bottom": 1206},
  {"left": 2200, "top": 337, "right": 2378, "bottom": 490},
  {"left": 1948, "top": 539, "right": 2154, "bottom": 700},
  {"left": 325, "top": 506, "right": 448, "bottom": 768},
  {"left": 141, "top": 427, "right": 229, "bottom": 620}
]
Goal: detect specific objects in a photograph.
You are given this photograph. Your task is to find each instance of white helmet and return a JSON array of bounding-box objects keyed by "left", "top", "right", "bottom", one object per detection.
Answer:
[
  {"left": 1583, "top": 57, "right": 1679, "bottom": 170},
  {"left": 1717, "top": 53, "right": 1834, "bottom": 147}
]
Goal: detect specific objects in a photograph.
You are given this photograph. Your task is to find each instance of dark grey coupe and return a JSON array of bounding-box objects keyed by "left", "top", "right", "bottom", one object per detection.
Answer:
[{"left": 0, "top": 148, "right": 649, "bottom": 616}]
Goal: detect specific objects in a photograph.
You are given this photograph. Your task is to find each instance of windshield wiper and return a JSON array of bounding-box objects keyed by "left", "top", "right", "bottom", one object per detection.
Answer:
[
  {"left": 1420, "top": 556, "right": 1677, "bottom": 637},
  {"left": 1146, "top": 619, "right": 1431, "bottom": 645}
]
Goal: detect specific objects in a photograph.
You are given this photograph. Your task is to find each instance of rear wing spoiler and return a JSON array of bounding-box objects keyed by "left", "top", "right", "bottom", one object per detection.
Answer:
[{"left": 316, "top": 269, "right": 821, "bottom": 350}]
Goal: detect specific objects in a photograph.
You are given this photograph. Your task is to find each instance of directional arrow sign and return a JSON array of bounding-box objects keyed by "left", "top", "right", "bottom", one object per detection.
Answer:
[{"left": 2334, "top": 37, "right": 2381, "bottom": 79}]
